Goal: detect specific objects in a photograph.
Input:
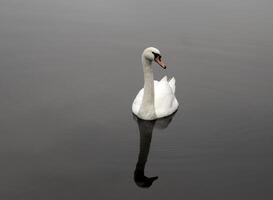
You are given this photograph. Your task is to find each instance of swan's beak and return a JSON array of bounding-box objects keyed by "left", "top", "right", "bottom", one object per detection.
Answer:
[{"left": 154, "top": 56, "right": 167, "bottom": 69}]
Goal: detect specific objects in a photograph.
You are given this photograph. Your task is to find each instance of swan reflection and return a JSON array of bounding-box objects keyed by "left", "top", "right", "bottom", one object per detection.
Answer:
[{"left": 133, "top": 112, "right": 176, "bottom": 188}]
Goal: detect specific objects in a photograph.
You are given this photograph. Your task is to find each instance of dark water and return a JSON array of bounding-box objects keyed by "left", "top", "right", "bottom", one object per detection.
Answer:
[{"left": 1, "top": 0, "right": 273, "bottom": 199}]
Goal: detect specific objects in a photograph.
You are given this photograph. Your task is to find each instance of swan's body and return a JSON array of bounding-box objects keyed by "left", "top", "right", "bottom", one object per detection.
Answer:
[
  {"left": 132, "top": 47, "right": 179, "bottom": 120},
  {"left": 132, "top": 76, "right": 179, "bottom": 119}
]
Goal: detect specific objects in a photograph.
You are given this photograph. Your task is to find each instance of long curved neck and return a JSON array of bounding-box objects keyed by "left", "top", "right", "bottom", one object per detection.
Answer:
[
  {"left": 143, "top": 59, "right": 154, "bottom": 105},
  {"left": 139, "top": 58, "right": 156, "bottom": 119}
]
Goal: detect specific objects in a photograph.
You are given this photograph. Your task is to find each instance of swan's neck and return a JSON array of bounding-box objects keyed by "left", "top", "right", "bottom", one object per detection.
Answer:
[{"left": 139, "top": 58, "right": 156, "bottom": 120}]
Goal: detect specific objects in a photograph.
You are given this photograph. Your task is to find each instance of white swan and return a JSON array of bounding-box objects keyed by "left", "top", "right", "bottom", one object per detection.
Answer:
[{"left": 132, "top": 47, "right": 179, "bottom": 120}]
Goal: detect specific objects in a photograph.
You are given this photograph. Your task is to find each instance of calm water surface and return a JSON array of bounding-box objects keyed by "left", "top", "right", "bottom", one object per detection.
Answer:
[{"left": 1, "top": 0, "right": 273, "bottom": 199}]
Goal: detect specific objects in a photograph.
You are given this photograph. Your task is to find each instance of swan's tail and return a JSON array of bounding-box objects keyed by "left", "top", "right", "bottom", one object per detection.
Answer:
[{"left": 168, "top": 77, "right": 176, "bottom": 94}]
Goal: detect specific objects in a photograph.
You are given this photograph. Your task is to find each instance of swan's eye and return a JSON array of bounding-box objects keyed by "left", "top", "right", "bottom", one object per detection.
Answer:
[{"left": 152, "top": 52, "right": 161, "bottom": 60}]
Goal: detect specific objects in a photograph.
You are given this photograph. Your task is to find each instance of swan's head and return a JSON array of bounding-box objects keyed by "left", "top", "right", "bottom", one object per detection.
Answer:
[{"left": 142, "top": 47, "right": 166, "bottom": 69}]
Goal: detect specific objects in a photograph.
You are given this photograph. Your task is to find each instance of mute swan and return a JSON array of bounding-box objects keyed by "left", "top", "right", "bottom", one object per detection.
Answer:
[{"left": 132, "top": 47, "right": 179, "bottom": 120}]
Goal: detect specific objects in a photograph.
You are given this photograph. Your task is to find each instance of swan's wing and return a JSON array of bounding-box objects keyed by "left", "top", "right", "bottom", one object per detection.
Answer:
[
  {"left": 168, "top": 77, "right": 176, "bottom": 94},
  {"left": 154, "top": 76, "right": 179, "bottom": 118},
  {"left": 154, "top": 80, "right": 174, "bottom": 112},
  {"left": 132, "top": 88, "right": 143, "bottom": 114},
  {"left": 159, "top": 76, "right": 176, "bottom": 94}
]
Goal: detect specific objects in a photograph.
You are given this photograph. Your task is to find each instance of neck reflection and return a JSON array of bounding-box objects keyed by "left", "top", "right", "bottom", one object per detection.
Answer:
[{"left": 133, "top": 112, "right": 176, "bottom": 188}]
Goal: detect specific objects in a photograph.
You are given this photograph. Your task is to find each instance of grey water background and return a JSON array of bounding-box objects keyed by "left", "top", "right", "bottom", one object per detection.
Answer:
[{"left": 1, "top": 0, "right": 273, "bottom": 199}]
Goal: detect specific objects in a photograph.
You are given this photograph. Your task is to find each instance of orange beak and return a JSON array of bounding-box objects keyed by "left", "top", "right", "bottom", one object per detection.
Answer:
[{"left": 154, "top": 56, "right": 167, "bottom": 69}]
